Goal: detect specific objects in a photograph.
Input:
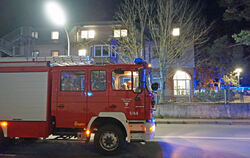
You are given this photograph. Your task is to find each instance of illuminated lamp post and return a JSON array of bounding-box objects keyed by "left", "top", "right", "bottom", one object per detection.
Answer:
[
  {"left": 45, "top": 1, "right": 70, "bottom": 56},
  {"left": 235, "top": 68, "right": 242, "bottom": 87}
]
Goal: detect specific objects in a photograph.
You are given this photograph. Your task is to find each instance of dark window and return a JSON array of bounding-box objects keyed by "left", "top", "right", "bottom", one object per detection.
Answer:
[
  {"left": 61, "top": 71, "right": 85, "bottom": 91},
  {"left": 95, "top": 46, "right": 101, "bottom": 57},
  {"left": 91, "top": 70, "right": 106, "bottom": 91},
  {"left": 111, "top": 45, "right": 116, "bottom": 57},
  {"left": 103, "top": 46, "right": 109, "bottom": 57},
  {"left": 90, "top": 46, "right": 94, "bottom": 57},
  {"left": 93, "top": 45, "right": 110, "bottom": 57}
]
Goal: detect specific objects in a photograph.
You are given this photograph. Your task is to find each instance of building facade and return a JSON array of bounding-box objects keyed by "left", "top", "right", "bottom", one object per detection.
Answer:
[{"left": 0, "top": 21, "right": 194, "bottom": 102}]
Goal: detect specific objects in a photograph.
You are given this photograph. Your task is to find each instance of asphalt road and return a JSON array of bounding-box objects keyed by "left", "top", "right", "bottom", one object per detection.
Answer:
[{"left": 1, "top": 124, "right": 250, "bottom": 158}]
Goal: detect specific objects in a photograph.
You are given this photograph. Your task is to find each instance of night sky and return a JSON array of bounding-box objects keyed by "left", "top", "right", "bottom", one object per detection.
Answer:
[
  {"left": 0, "top": 0, "right": 228, "bottom": 37},
  {"left": 0, "top": 0, "right": 244, "bottom": 37},
  {"left": 0, "top": 0, "right": 121, "bottom": 37}
]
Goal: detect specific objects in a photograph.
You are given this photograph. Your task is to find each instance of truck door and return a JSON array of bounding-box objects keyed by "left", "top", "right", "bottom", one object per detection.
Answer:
[
  {"left": 109, "top": 69, "right": 145, "bottom": 120},
  {"left": 86, "top": 69, "right": 109, "bottom": 119},
  {"left": 55, "top": 69, "right": 87, "bottom": 128}
]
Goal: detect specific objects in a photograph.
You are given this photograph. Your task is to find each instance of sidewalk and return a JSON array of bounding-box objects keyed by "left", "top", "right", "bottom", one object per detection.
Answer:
[{"left": 155, "top": 118, "right": 250, "bottom": 125}]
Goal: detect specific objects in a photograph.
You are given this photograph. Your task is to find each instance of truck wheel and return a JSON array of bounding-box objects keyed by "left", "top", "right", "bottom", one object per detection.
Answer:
[
  {"left": 0, "top": 129, "right": 5, "bottom": 147},
  {"left": 94, "top": 125, "right": 125, "bottom": 155}
]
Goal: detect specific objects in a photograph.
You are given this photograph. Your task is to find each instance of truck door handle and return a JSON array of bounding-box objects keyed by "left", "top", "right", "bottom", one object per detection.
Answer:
[
  {"left": 135, "top": 97, "right": 140, "bottom": 101},
  {"left": 109, "top": 105, "right": 117, "bottom": 109},
  {"left": 56, "top": 105, "right": 64, "bottom": 108}
]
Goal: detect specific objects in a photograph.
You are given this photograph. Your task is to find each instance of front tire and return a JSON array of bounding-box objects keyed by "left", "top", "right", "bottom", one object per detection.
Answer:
[{"left": 94, "top": 125, "right": 125, "bottom": 155}]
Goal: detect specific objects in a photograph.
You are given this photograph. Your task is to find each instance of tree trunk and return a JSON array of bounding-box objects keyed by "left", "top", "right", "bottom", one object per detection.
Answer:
[{"left": 159, "top": 63, "right": 166, "bottom": 103}]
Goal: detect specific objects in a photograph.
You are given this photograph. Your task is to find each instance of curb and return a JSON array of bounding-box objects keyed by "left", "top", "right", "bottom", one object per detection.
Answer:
[{"left": 155, "top": 120, "right": 250, "bottom": 125}]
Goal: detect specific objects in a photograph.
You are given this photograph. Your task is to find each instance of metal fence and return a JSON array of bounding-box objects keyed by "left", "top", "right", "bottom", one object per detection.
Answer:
[
  {"left": 193, "top": 89, "right": 250, "bottom": 104},
  {"left": 154, "top": 88, "right": 250, "bottom": 104}
]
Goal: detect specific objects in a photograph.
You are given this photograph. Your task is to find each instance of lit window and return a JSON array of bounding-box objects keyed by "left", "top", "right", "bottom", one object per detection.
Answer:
[
  {"left": 121, "top": 29, "right": 127, "bottom": 37},
  {"left": 51, "top": 31, "right": 59, "bottom": 40},
  {"left": 172, "top": 28, "right": 180, "bottom": 36},
  {"left": 81, "top": 31, "right": 88, "bottom": 39},
  {"left": 88, "top": 30, "right": 95, "bottom": 38},
  {"left": 78, "top": 49, "right": 87, "bottom": 56},
  {"left": 114, "top": 30, "right": 120, "bottom": 38},
  {"left": 81, "top": 30, "right": 95, "bottom": 39},
  {"left": 93, "top": 45, "right": 110, "bottom": 57},
  {"left": 52, "top": 51, "right": 59, "bottom": 56},
  {"left": 32, "top": 51, "right": 39, "bottom": 57},
  {"left": 114, "top": 29, "right": 127, "bottom": 38},
  {"left": 173, "top": 70, "right": 191, "bottom": 96},
  {"left": 32, "top": 32, "right": 38, "bottom": 39}
]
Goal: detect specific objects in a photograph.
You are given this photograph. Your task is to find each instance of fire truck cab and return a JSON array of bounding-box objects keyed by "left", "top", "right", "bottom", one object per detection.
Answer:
[{"left": 0, "top": 57, "right": 157, "bottom": 155}]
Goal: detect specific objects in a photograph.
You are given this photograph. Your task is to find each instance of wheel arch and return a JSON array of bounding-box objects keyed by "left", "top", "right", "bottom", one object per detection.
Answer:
[{"left": 87, "top": 112, "right": 129, "bottom": 138}]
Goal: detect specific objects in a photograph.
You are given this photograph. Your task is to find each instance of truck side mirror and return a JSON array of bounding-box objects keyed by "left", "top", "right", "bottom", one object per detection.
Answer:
[{"left": 151, "top": 83, "right": 159, "bottom": 91}]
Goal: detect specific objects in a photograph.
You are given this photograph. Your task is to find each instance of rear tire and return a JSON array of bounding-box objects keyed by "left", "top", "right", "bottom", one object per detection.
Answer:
[
  {"left": 94, "top": 125, "right": 125, "bottom": 155},
  {"left": 0, "top": 129, "right": 6, "bottom": 148},
  {"left": 0, "top": 129, "right": 14, "bottom": 147}
]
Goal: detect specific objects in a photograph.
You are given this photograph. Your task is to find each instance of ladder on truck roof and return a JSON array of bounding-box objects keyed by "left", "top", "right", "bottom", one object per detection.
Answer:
[{"left": 0, "top": 56, "right": 95, "bottom": 67}]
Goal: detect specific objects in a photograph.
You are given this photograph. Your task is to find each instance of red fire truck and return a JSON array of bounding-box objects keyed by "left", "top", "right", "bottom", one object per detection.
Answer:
[{"left": 0, "top": 57, "right": 157, "bottom": 155}]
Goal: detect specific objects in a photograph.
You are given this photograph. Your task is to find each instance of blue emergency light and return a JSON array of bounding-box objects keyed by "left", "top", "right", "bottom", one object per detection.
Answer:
[{"left": 134, "top": 58, "right": 146, "bottom": 65}]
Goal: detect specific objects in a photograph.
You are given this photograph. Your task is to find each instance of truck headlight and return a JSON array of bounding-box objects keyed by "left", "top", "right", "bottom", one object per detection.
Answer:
[{"left": 149, "top": 124, "right": 155, "bottom": 133}]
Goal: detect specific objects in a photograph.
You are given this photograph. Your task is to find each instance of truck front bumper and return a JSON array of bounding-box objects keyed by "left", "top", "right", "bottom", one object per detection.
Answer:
[{"left": 129, "top": 120, "right": 155, "bottom": 142}]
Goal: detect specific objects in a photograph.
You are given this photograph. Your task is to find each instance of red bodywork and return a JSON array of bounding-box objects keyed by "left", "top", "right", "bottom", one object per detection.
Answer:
[
  {"left": 1, "top": 62, "right": 154, "bottom": 138},
  {"left": 0, "top": 63, "right": 52, "bottom": 138}
]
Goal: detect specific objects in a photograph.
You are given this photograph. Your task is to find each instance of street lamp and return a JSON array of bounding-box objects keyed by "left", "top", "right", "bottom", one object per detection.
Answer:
[
  {"left": 235, "top": 68, "right": 242, "bottom": 87},
  {"left": 45, "top": 1, "right": 70, "bottom": 56}
]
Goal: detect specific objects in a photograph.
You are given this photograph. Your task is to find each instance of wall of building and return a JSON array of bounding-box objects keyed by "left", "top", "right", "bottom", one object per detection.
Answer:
[
  {"left": 71, "top": 22, "right": 122, "bottom": 63},
  {"left": 148, "top": 45, "right": 195, "bottom": 101},
  {"left": 33, "top": 43, "right": 66, "bottom": 57},
  {"left": 156, "top": 103, "right": 250, "bottom": 119},
  {"left": 0, "top": 23, "right": 197, "bottom": 102}
]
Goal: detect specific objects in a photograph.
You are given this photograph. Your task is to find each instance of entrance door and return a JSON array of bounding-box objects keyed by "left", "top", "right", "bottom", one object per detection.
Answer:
[{"left": 55, "top": 69, "right": 87, "bottom": 128}]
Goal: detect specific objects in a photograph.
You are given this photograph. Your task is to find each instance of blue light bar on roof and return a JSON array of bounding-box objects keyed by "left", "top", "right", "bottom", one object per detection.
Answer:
[{"left": 134, "top": 58, "right": 146, "bottom": 65}]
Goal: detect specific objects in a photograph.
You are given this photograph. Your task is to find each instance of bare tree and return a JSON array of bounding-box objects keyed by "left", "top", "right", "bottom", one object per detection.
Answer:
[
  {"left": 149, "top": 0, "right": 212, "bottom": 102},
  {"left": 115, "top": 0, "right": 149, "bottom": 63}
]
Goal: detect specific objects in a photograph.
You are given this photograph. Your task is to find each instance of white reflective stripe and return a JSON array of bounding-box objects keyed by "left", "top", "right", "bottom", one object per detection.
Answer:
[
  {"left": 135, "top": 106, "right": 144, "bottom": 108},
  {"left": 2, "top": 126, "right": 7, "bottom": 137},
  {"left": 87, "top": 116, "right": 98, "bottom": 129}
]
